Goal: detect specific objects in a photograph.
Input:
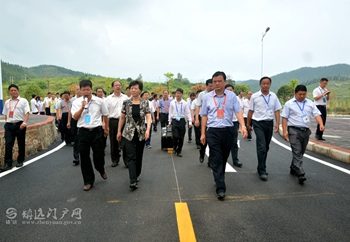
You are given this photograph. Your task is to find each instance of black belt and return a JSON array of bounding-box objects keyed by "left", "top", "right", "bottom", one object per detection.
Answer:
[
  {"left": 289, "top": 126, "right": 309, "bottom": 131},
  {"left": 109, "top": 118, "right": 119, "bottom": 121},
  {"left": 6, "top": 121, "right": 23, "bottom": 125},
  {"left": 172, "top": 118, "right": 185, "bottom": 121},
  {"left": 257, "top": 120, "right": 273, "bottom": 123},
  {"left": 79, "top": 126, "right": 101, "bottom": 132},
  {"left": 208, "top": 126, "right": 232, "bottom": 131}
]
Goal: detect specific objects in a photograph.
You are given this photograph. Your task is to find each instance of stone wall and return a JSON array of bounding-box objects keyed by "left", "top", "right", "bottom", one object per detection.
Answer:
[{"left": 0, "top": 116, "right": 57, "bottom": 166}]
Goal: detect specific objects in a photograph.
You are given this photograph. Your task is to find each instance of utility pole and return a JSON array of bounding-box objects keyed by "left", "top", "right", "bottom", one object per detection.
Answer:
[
  {"left": 261, "top": 27, "right": 270, "bottom": 77},
  {"left": 47, "top": 76, "right": 50, "bottom": 92}
]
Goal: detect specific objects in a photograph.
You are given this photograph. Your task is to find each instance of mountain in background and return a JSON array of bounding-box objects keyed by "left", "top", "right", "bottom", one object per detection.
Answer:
[
  {"left": 237, "top": 63, "right": 350, "bottom": 92},
  {"left": 1, "top": 61, "right": 102, "bottom": 81}
]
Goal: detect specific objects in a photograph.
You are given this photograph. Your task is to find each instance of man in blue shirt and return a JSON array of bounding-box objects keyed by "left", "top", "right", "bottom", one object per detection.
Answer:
[
  {"left": 282, "top": 84, "right": 324, "bottom": 184},
  {"left": 200, "top": 71, "right": 248, "bottom": 200},
  {"left": 157, "top": 90, "right": 171, "bottom": 128}
]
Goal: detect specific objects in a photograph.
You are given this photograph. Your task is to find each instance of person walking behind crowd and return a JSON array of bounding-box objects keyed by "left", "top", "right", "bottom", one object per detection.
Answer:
[
  {"left": 71, "top": 79, "right": 109, "bottom": 191},
  {"left": 187, "top": 92, "right": 196, "bottom": 143},
  {"left": 247, "top": 77, "right": 282, "bottom": 181},
  {"left": 282, "top": 84, "right": 324, "bottom": 184},
  {"left": 157, "top": 90, "right": 171, "bottom": 128},
  {"left": 36, "top": 96, "right": 45, "bottom": 115},
  {"left": 117, "top": 81, "right": 151, "bottom": 189},
  {"left": 1, "top": 84, "right": 30, "bottom": 171},
  {"left": 141, "top": 91, "right": 155, "bottom": 148},
  {"left": 96, "top": 87, "right": 108, "bottom": 149},
  {"left": 43, "top": 92, "right": 52, "bottom": 115},
  {"left": 196, "top": 79, "right": 214, "bottom": 165},
  {"left": 242, "top": 91, "right": 253, "bottom": 140},
  {"left": 30, "top": 94, "right": 39, "bottom": 114},
  {"left": 225, "top": 84, "right": 243, "bottom": 168},
  {"left": 68, "top": 85, "right": 82, "bottom": 166},
  {"left": 57, "top": 91, "right": 73, "bottom": 146},
  {"left": 168, "top": 88, "right": 192, "bottom": 157},
  {"left": 200, "top": 71, "right": 247, "bottom": 200},
  {"left": 105, "top": 81, "right": 128, "bottom": 167},
  {"left": 191, "top": 90, "right": 202, "bottom": 151},
  {"left": 313, "top": 78, "right": 330, "bottom": 141},
  {"left": 152, "top": 94, "right": 159, "bottom": 131}
]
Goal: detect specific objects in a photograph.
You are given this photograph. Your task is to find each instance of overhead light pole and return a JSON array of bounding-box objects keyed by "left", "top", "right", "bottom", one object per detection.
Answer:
[{"left": 261, "top": 27, "right": 270, "bottom": 77}]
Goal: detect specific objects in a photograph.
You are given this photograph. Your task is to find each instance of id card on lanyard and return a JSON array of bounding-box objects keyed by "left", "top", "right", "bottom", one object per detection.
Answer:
[
  {"left": 175, "top": 102, "right": 182, "bottom": 121},
  {"left": 84, "top": 101, "right": 92, "bottom": 124},
  {"left": 9, "top": 99, "right": 20, "bottom": 118},
  {"left": 213, "top": 92, "right": 227, "bottom": 120},
  {"left": 295, "top": 100, "right": 309, "bottom": 124},
  {"left": 262, "top": 94, "right": 273, "bottom": 118},
  {"left": 318, "top": 87, "right": 327, "bottom": 103}
]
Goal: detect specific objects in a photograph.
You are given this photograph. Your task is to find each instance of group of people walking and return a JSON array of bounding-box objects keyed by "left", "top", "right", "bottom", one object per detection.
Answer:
[{"left": 1, "top": 75, "right": 330, "bottom": 201}]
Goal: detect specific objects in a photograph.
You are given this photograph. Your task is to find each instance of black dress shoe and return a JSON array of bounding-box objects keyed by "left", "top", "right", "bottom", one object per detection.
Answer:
[
  {"left": 217, "top": 192, "right": 225, "bottom": 200},
  {"left": 16, "top": 162, "right": 23, "bottom": 167},
  {"left": 233, "top": 162, "right": 242, "bottom": 167},
  {"left": 111, "top": 162, "right": 118, "bottom": 167},
  {"left": 318, "top": 138, "right": 326, "bottom": 141},
  {"left": 260, "top": 174, "right": 268, "bottom": 181},
  {"left": 101, "top": 172, "right": 107, "bottom": 180},
  {"left": 298, "top": 176, "right": 306, "bottom": 184},
  {"left": 173, "top": 149, "right": 177, "bottom": 154},
  {"left": 196, "top": 145, "right": 201, "bottom": 149},
  {"left": 207, "top": 162, "right": 212, "bottom": 168},
  {"left": 177, "top": 153, "right": 183, "bottom": 157},
  {"left": 130, "top": 183, "right": 138, "bottom": 189},
  {"left": 0, "top": 164, "right": 13, "bottom": 171},
  {"left": 199, "top": 156, "right": 204, "bottom": 163},
  {"left": 290, "top": 169, "right": 298, "bottom": 176}
]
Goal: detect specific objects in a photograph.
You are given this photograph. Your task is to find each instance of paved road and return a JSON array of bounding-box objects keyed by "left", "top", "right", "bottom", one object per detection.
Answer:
[{"left": 1, "top": 120, "right": 350, "bottom": 241}]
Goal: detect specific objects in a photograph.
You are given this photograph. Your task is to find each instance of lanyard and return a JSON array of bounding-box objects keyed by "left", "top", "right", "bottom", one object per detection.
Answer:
[
  {"left": 85, "top": 100, "right": 92, "bottom": 113},
  {"left": 212, "top": 91, "right": 227, "bottom": 109},
  {"left": 295, "top": 100, "right": 306, "bottom": 112},
  {"left": 318, "top": 87, "right": 324, "bottom": 94},
  {"left": 175, "top": 102, "right": 182, "bottom": 113},
  {"left": 261, "top": 94, "right": 270, "bottom": 105},
  {"left": 9, "top": 98, "right": 20, "bottom": 112},
  {"left": 163, "top": 99, "right": 169, "bottom": 108}
]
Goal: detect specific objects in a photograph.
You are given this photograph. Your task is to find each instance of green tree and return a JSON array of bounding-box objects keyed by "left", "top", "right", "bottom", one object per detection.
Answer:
[
  {"left": 24, "top": 84, "right": 44, "bottom": 102},
  {"left": 164, "top": 72, "right": 174, "bottom": 91},
  {"left": 136, "top": 74, "right": 143, "bottom": 81},
  {"left": 288, "top": 79, "right": 299, "bottom": 90},
  {"left": 234, "top": 84, "right": 250, "bottom": 95},
  {"left": 126, "top": 77, "right": 133, "bottom": 83},
  {"left": 277, "top": 84, "right": 294, "bottom": 103}
]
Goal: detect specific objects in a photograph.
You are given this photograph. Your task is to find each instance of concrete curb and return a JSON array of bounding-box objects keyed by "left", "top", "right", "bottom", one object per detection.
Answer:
[{"left": 278, "top": 125, "right": 350, "bottom": 164}]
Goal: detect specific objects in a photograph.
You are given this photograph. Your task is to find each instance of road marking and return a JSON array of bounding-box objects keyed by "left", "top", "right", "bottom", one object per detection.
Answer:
[
  {"left": 175, "top": 202, "right": 197, "bottom": 242},
  {"left": 323, "top": 135, "right": 341, "bottom": 138},
  {"left": 205, "top": 141, "right": 237, "bottom": 172},
  {"left": 271, "top": 137, "right": 350, "bottom": 175},
  {"left": 0, "top": 142, "right": 66, "bottom": 178}
]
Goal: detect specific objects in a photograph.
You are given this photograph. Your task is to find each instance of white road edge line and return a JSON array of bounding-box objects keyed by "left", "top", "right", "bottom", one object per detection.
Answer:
[
  {"left": 205, "top": 141, "right": 237, "bottom": 173},
  {"left": 271, "top": 137, "right": 350, "bottom": 175},
  {"left": 0, "top": 142, "right": 67, "bottom": 178}
]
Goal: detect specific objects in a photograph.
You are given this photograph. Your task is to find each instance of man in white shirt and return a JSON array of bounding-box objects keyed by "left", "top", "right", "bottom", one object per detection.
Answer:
[
  {"left": 187, "top": 92, "right": 196, "bottom": 143},
  {"left": 43, "top": 92, "right": 52, "bottom": 115},
  {"left": 141, "top": 91, "right": 156, "bottom": 148},
  {"left": 247, "top": 76, "right": 282, "bottom": 181},
  {"left": 191, "top": 90, "right": 202, "bottom": 151},
  {"left": 151, "top": 94, "right": 159, "bottom": 131},
  {"left": 168, "top": 88, "right": 192, "bottom": 157},
  {"left": 312, "top": 78, "right": 330, "bottom": 141},
  {"left": 1, "top": 84, "right": 30, "bottom": 171},
  {"left": 242, "top": 91, "right": 253, "bottom": 140},
  {"left": 105, "top": 81, "right": 128, "bottom": 167},
  {"left": 71, "top": 79, "right": 109, "bottom": 191},
  {"left": 30, "top": 94, "right": 39, "bottom": 114}
]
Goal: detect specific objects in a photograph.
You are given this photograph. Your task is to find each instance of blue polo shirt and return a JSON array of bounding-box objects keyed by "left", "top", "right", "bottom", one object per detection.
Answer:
[
  {"left": 200, "top": 90, "right": 241, "bottom": 128},
  {"left": 158, "top": 98, "right": 171, "bottom": 114}
]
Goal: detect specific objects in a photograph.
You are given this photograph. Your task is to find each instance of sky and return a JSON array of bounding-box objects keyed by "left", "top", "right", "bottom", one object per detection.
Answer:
[{"left": 1, "top": 0, "right": 349, "bottom": 83}]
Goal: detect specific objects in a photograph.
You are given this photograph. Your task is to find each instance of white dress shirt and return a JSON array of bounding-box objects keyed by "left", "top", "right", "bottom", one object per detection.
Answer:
[
  {"left": 3, "top": 97, "right": 30, "bottom": 123},
  {"left": 249, "top": 91, "right": 282, "bottom": 121},
  {"left": 242, "top": 98, "right": 250, "bottom": 118},
  {"left": 168, "top": 99, "right": 192, "bottom": 125},
  {"left": 71, "top": 95, "right": 109, "bottom": 128},
  {"left": 104, "top": 93, "right": 128, "bottom": 119},
  {"left": 313, "top": 86, "right": 328, "bottom": 106}
]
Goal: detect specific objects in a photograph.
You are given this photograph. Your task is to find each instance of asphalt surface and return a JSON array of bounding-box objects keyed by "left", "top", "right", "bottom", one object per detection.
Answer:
[{"left": 1, "top": 118, "right": 350, "bottom": 242}]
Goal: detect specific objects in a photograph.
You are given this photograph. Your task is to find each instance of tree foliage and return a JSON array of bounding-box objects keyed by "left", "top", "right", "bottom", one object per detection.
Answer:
[
  {"left": 23, "top": 85, "right": 44, "bottom": 101},
  {"left": 277, "top": 85, "right": 294, "bottom": 104},
  {"left": 234, "top": 84, "right": 250, "bottom": 95}
]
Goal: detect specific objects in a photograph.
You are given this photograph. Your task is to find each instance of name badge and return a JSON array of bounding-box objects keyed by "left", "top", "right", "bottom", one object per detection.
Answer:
[
  {"left": 266, "top": 107, "right": 274, "bottom": 117},
  {"left": 301, "top": 114, "right": 310, "bottom": 124},
  {"left": 9, "top": 111, "right": 14, "bottom": 118},
  {"left": 66, "top": 107, "right": 69, "bottom": 111},
  {"left": 322, "top": 97, "right": 327, "bottom": 103},
  {"left": 84, "top": 114, "right": 91, "bottom": 124},
  {"left": 217, "top": 109, "right": 224, "bottom": 119},
  {"left": 54, "top": 105, "right": 56, "bottom": 109},
  {"left": 165, "top": 107, "right": 169, "bottom": 112},
  {"left": 176, "top": 113, "right": 181, "bottom": 121}
]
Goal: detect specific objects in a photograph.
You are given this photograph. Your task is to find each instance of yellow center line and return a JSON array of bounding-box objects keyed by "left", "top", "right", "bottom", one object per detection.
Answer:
[{"left": 175, "top": 202, "right": 196, "bottom": 242}]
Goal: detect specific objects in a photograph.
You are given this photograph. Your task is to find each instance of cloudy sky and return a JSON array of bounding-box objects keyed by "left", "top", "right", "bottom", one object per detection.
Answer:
[{"left": 1, "top": 0, "right": 349, "bottom": 82}]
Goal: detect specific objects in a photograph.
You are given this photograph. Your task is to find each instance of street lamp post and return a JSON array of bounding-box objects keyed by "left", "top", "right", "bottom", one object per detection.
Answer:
[{"left": 261, "top": 27, "right": 270, "bottom": 77}]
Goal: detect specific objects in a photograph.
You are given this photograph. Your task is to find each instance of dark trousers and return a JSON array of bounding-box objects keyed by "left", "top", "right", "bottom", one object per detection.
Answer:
[
  {"left": 4, "top": 122, "right": 26, "bottom": 166},
  {"left": 160, "top": 113, "right": 169, "bottom": 128},
  {"left": 171, "top": 118, "right": 186, "bottom": 153},
  {"left": 187, "top": 122, "right": 192, "bottom": 141},
  {"left": 252, "top": 120, "right": 273, "bottom": 175},
  {"left": 123, "top": 131, "right": 146, "bottom": 184},
  {"left": 109, "top": 118, "right": 121, "bottom": 163},
  {"left": 45, "top": 107, "right": 51, "bottom": 116},
  {"left": 78, "top": 127, "right": 105, "bottom": 185},
  {"left": 61, "top": 113, "right": 71, "bottom": 144},
  {"left": 288, "top": 127, "right": 311, "bottom": 176},
  {"left": 194, "top": 123, "right": 201, "bottom": 146},
  {"left": 244, "top": 117, "right": 252, "bottom": 139},
  {"left": 153, "top": 111, "right": 158, "bottom": 131},
  {"left": 206, "top": 126, "right": 234, "bottom": 194},
  {"left": 198, "top": 116, "right": 207, "bottom": 158},
  {"left": 145, "top": 124, "right": 152, "bottom": 146},
  {"left": 70, "top": 119, "right": 79, "bottom": 161},
  {"left": 230, "top": 121, "right": 240, "bottom": 164},
  {"left": 316, "top": 105, "right": 327, "bottom": 138}
]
